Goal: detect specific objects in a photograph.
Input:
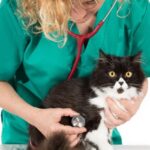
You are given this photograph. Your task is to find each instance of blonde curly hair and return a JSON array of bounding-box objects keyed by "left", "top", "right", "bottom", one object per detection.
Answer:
[
  {"left": 17, "top": 0, "right": 104, "bottom": 42},
  {"left": 17, "top": 0, "right": 71, "bottom": 43},
  {"left": 17, "top": 0, "right": 126, "bottom": 44}
]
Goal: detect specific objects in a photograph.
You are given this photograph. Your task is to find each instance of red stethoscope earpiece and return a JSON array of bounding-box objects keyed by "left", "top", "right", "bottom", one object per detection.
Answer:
[{"left": 67, "top": 0, "right": 118, "bottom": 80}]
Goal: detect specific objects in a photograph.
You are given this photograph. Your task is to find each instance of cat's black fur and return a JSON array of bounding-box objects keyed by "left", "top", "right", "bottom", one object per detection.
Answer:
[{"left": 27, "top": 50, "right": 145, "bottom": 150}]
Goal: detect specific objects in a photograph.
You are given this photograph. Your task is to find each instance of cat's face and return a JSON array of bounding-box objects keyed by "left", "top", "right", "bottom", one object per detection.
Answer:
[{"left": 91, "top": 50, "right": 145, "bottom": 99}]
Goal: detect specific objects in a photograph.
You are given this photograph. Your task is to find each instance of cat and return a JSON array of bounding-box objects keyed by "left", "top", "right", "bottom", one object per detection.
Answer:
[{"left": 27, "top": 50, "right": 145, "bottom": 150}]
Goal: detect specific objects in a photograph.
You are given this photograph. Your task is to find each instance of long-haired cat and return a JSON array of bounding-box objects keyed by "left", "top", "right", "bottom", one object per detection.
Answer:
[{"left": 27, "top": 50, "right": 145, "bottom": 150}]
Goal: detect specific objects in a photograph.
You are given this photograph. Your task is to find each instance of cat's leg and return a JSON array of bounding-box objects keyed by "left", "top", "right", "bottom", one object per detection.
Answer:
[
  {"left": 97, "top": 117, "right": 113, "bottom": 150},
  {"left": 85, "top": 117, "right": 113, "bottom": 150}
]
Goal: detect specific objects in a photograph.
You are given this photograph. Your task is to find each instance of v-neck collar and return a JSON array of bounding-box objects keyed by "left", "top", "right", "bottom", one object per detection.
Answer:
[
  {"left": 68, "top": 0, "right": 112, "bottom": 34},
  {"left": 67, "top": 0, "right": 116, "bottom": 54}
]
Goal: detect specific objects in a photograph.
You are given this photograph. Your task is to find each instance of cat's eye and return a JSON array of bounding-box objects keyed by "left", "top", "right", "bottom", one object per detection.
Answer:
[
  {"left": 108, "top": 71, "right": 116, "bottom": 78},
  {"left": 125, "top": 71, "right": 133, "bottom": 78}
]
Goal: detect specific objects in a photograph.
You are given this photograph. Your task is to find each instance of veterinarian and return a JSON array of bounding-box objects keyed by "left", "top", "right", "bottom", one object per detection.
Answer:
[{"left": 0, "top": 0, "right": 150, "bottom": 146}]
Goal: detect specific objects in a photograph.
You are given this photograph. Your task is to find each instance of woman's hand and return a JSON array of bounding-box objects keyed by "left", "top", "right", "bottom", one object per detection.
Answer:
[
  {"left": 30, "top": 108, "right": 86, "bottom": 147},
  {"left": 104, "top": 79, "right": 148, "bottom": 128}
]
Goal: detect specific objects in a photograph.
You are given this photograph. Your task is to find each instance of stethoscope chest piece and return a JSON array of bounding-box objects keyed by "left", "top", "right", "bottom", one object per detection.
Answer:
[{"left": 71, "top": 115, "right": 86, "bottom": 127}]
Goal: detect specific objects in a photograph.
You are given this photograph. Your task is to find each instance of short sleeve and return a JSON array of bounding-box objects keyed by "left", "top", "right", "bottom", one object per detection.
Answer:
[
  {"left": 132, "top": 1, "right": 150, "bottom": 77},
  {"left": 0, "top": 0, "right": 27, "bottom": 81}
]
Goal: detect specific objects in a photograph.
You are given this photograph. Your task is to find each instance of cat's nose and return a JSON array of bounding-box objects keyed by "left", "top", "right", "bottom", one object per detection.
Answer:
[{"left": 119, "top": 82, "right": 124, "bottom": 86}]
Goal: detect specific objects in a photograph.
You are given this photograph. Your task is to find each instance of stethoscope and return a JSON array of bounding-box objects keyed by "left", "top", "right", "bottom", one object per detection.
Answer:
[{"left": 67, "top": 0, "right": 118, "bottom": 80}]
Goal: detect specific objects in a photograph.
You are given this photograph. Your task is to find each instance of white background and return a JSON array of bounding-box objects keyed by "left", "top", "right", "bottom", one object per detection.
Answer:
[
  {"left": 0, "top": 79, "right": 150, "bottom": 145},
  {"left": 118, "top": 78, "right": 150, "bottom": 145}
]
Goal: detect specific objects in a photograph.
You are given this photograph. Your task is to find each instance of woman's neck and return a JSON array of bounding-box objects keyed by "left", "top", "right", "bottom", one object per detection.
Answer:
[
  {"left": 71, "top": 0, "right": 104, "bottom": 34},
  {"left": 71, "top": 0, "right": 104, "bottom": 23},
  {"left": 75, "top": 14, "right": 96, "bottom": 34}
]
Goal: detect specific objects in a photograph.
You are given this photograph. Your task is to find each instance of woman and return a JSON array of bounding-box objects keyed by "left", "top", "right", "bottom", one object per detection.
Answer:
[{"left": 0, "top": 0, "right": 149, "bottom": 146}]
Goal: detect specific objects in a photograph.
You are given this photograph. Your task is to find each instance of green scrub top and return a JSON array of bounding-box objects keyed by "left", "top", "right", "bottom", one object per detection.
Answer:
[{"left": 0, "top": 0, "right": 150, "bottom": 145}]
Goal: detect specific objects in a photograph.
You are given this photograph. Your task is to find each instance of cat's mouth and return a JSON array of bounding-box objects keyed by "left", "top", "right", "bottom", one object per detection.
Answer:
[{"left": 117, "top": 88, "right": 124, "bottom": 94}]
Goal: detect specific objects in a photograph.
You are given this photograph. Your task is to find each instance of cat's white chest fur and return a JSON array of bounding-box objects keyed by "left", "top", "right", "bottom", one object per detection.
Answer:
[
  {"left": 85, "top": 77, "right": 141, "bottom": 150},
  {"left": 85, "top": 91, "right": 112, "bottom": 150}
]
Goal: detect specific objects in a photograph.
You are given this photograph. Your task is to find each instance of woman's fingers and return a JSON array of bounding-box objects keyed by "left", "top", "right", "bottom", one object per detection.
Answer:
[
  {"left": 55, "top": 124, "right": 86, "bottom": 135},
  {"left": 70, "top": 136, "right": 80, "bottom": 148},
  {"left": 58, "top": 108, "right": 79, "bottom": 117},
  {"left": 104, "top": 94, "right": 146, "bottom": 128},
  {"left": 106, "top": 98, "right": 131, "bottom": 121},
  {"left": 119, "top": 79, "right": 148, "bottom": 117},
  {"left": 104, "top": 106, "right": 123, "bottom": 128},
  {"left": 119, "top": 98, "right": 141, "bottom": 116},
  {"left": 66, "top": 134, "right": 81, "bottom": 148},
  {"left": 47, "top": 108, "right": 86, "bottom": 136},
  {"left": 67, "top": 134, "right": 78, "bottom": 143}
]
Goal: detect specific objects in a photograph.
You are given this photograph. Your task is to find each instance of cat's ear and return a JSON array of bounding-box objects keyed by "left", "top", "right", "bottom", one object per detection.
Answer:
[
  {"left": 132, "top": 51, "right": 142, "bottom": 63},
  {"left": 99, "top": 49, "right": 108, "bottom": 63}
]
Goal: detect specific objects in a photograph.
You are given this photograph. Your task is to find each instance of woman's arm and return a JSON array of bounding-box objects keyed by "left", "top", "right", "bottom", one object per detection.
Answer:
[
  {"left": 0, "top": 81, "right": 37, "bottom": 124},
  {"left": 104, "top": 79, "right": 148, "bottom": 128},
  {"left": 0, "top": 81, "right": 86, "bottom": 139}
]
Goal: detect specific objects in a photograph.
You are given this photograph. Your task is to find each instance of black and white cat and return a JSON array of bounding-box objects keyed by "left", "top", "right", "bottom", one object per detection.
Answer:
[{"left": 28, "top": 50, "right": 145, "bottom": 150}]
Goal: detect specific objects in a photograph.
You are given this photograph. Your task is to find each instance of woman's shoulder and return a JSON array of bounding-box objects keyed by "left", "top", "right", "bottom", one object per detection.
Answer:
[
  {"left": 130, "top": 0, "right": 149, "bottom": 19},
  {"left": 0, "top": 0, "right": 16, "bottom": 10},
  {"left": 115, "top": 0, "right": 149, "bottom": 20},
  {"left": 117, "top": 0, "right": 149, "bottom": 32},
  {"left": 132, "top": 0, "right": 149, "bottom": 6},
  {"left": 0, "top": 0, "right": 29, "bottom": 46},
  {"left": 118, "top": 0, "right": 149, "bottom": 16},
  {"left": 130, "top": 0, "right": 149, "bottom": 12},
  {"left": 0, "top": 0, "right": 7, "bottom": 7},
  {"left": 0, "top": 0, "right": 20, "bottom": 22},
  {"left": 130, "top": 0, "right": 149, "bottom": 26},
  {"left": 0, "top": 0, "right": 8, "bottom": 10}
]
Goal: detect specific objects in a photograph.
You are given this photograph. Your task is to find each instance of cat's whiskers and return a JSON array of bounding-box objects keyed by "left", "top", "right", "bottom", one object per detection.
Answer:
[
  {"left": 99, "top": 83, "right": 113, "bottom": 88},
  {"left": 129, "top": 83, "right": 140, "bottom": 88},
  {"left": 99, "top": 58, "right": 108, "bottom": 63},
  {"left": 135, "top": 60, "right": 145, "bottom": 64}
]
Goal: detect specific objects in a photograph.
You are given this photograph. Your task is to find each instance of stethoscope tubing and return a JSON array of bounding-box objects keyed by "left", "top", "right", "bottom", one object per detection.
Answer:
[{"left": 67, "top": 0, "right": 118, "bottom": 80}]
